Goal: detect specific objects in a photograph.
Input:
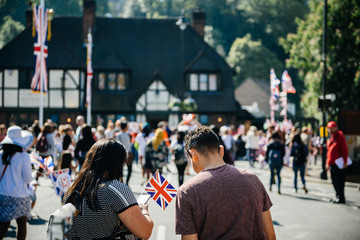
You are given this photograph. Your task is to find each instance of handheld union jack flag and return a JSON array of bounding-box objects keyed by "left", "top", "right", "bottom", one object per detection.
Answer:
[
  {"left": 43, "top": 156, "right": 55, "bottom": 175},
  {"left": 50, "top": 168, "right": 72, "bottom": 199},
  {"left": 29, "top": 151, "right": 44, "bottom": 168},
  {"left": 145, "top": 170, "right": 177, "bottom": 210},
  {"left": 31, "top": 5, "right": 49, "bottom": 93}
]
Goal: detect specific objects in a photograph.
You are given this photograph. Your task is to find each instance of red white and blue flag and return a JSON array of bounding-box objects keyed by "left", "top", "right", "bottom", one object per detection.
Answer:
[
  {"left": 270, "top": 68, "right": 280, "bottom": 99},
  {"left": 43, "top": 156, "right": 55, "bottom": 174},
  {"left": 145, "top": 170, "right": 177, "bottom": 210},
  {"left": 29, "top": 151, "right": 44, "bottom": 168},
  {"left": 86, "top": 32, "right": 93, "bottom": 106},
  {"left": 50, "top": 168, "right": 72, "bottom": 199},
  {"left": 31, "top": 5, "right": 49, "bottom": 93},
  {"left": 281, "top": 70, "right": 296, "bottom": 94}
]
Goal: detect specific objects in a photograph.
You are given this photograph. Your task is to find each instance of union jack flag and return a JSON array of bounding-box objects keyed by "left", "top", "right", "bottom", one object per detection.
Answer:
[
  {"left": 270, "top": 68, "right": 280, "bottom": 99},
  {"left": 86, "top": 32, "right": 93, "bottom": 106},
  {"left": 43, "top": 155, "right": 55, "bottom": 175},
  {"left": 50, "top": 168, "right": 72, "bottom": 199},
  {"left": 281, "top": 70, "right": 296, "bottom": 94},
  {"left": 145, "top": 170, "right": 177, "bottom": 210},
  {"left": 31, "top": 5, "right": 49, "bottom": 93},
  {"left": 29, "top": 151, "right": 44, "bottom": 168}
]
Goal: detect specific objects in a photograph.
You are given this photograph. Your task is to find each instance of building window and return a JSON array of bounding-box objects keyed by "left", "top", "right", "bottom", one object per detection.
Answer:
[
  {"left": 96, "top": 72, "right": 128, "bottom": 91},
  {"left": 187, "top": 73, "right": 219, "bottom": 92}
]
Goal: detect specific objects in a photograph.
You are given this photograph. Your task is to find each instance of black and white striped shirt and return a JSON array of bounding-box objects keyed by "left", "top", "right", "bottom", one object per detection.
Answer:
[{"left": 67, "top": 180, "right": 138, "bottom": 239}]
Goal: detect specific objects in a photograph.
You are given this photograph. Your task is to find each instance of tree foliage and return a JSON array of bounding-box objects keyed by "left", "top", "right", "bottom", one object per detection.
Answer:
[
  {"left": 0, "top": 16, "right": 24, "bottom": 49},
  {"left": 227, "top": 34, "right": 283, "bottom": 87},
  {"left": 281, "top": 0, "right": 360, "bottom": 118}
]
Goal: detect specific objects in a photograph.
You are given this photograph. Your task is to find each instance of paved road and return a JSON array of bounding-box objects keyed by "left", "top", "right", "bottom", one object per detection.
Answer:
[{"left": 4, "top": 159, "right": 360, "bottom": 240}]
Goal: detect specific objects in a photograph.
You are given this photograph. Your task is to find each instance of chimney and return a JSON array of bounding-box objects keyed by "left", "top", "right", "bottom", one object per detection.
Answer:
[
  {"left": 82, "top": 0, "right": 95, "bottom": 43},
  {"left": 191, "top": 9, "right": 206, "bottom": 39},
  {"left": 26, "top": 2, "right": 33, "bottom": 27}
]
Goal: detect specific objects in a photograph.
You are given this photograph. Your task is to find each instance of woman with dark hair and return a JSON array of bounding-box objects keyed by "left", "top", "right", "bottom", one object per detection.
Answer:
[
  {"left": 0, "top": 126, "right": 34, "bottom": 240},
  {"left": 74, "top": 124, "right": 96, "bottom": 169},
  {"left": 58, "top": 150, "right": 78, "bottom": 175},
  {"left": 170, "top": 131, "right": 188, "bottom": 186},
  {"left": 37, "top": 123, "right": 55, "bottom": 158},
  {"left": 290, "top": 133, "right": 309, "bottom": 193},
  {"left": 65, "top": 138, "right": 154, "bottom": 240}
]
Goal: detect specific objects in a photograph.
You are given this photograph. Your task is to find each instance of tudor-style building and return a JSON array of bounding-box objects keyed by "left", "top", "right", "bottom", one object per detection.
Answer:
[{"left": 0, "top": 1, "right": 251, "bottom": 128}]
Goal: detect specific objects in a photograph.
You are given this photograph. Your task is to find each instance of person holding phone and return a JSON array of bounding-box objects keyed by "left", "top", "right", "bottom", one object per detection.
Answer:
[{"left": 64, "top": 138, "right": 153, "bottom": 239}]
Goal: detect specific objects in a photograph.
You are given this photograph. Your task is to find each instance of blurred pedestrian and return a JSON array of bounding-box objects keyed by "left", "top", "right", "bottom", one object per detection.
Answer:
[
  {"left": 210, "top": 125, "right": 234, "bottom": 165},
  {"left": 0, "top": 124, "right": 7, "bottom": 143},
  {"left": 175, "top": 126, "right": 275, "bottom": 240},
  {"left": 326, "top": 121, "right": 349, "bottom": 204},
  {"left": 74, "top": 125, "right": 96, "bottom": 170},
  {"left": 0, "top": 126, "right": 34, "bottom": 240},
  {"left": 104, "top": 121, "right": 115, "bottom": 138},
  {"left": 136, "top": 122, "right": 152, "bottom": 183},
  {"left": 95, "top": 125, "right": 105, "bottom": 140},
  {"left": 62, "top": 124, "right": 75, "bottom": 152},
  {"left": 75, "top": 115, "right": 85, "bottom": 141},
  {"left": 265, "top": 132, "right": 285, "bottom": 194},
  {"left": 115, "top": 119, "right": 133, "bottom": 185},
  {"left": 58, "top": 150, "right": 78, "bottom": 176},
  {"left": 290, "top": 133, "right": 309, "bottom": 194},
  {"left": 145, "top": 128, "right": 168, "bottom": 175},
  {"left": 245, "top": 126, "right": 260, "bottom": 167},
  {"left": 170, "top": 131, "right": 188, "bottom": 186},
  {"left": 64, "top": 138, "right": 154, "bottom": 239}
]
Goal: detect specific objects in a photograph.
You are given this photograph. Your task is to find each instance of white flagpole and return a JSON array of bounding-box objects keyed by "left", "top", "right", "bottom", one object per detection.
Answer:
[
  {"left": 39, "top": 0, "right": 45, "bottom": 127},
  {"left": 86, "top": 29, "right": 93, "bottom": 125}
]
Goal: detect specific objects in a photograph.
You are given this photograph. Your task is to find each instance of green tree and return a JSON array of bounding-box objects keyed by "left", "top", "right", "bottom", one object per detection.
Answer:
[
  {"left": 227, "top": 34, "right": 283, "bottom": 87},
  {"left": 0, "top": 16, "right": 24, "bottom": 48},
  {"left": 281, "top": 0, "right": 360, "bottom": 119}
]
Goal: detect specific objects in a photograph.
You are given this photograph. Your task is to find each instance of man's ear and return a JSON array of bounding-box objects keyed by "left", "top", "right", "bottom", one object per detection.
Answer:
[
  {"left": 189, "top": 149, "right": 198, "bottom": 162},
  {"left": 219, "top": 145, "right": 224, "bottom": 158}
]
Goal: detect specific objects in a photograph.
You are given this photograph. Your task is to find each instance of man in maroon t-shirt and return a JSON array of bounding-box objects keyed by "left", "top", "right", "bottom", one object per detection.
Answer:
[
  {"left": 326, "top": 121, "right": 348, "bottom": 204},
  {"left": 175, "top": 126, "right": 275, "bottom": 240}
]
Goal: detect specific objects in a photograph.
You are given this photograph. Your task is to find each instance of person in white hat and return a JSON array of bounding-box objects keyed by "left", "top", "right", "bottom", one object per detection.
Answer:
[{"left": 0, "top": 126, "right": 34, "bottom": 240}]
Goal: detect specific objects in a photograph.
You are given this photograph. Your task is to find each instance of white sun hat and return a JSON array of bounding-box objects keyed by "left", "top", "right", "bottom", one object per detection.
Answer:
[{"left": 1, "top": 126, "right": 34, "bottom": 149}]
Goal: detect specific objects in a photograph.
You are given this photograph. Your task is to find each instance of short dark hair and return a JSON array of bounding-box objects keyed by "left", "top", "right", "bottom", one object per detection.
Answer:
[
  {"left": 120, "top": 121, "right": 128, "bottom": 130},
  {"left": 184, "top": 126, "right": 220, "bottom": 158}
]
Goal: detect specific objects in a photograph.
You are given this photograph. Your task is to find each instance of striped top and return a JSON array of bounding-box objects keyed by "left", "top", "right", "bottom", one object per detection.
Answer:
[{"left": 67, "top": 180, "right": 138, "bottom": 239}]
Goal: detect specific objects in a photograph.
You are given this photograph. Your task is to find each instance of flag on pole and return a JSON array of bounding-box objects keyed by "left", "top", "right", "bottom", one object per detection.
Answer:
[
  {"left": 31, "top": 5, "right": 49, "bottom": 93},
  {"left": 145, "top": 170, "right": 177, "bottom": 210},
  {"left": 50, "top": 168, "right": 72, "bottom": 199},
  {"left": 281, "top": 70, "right": 296, "bottom": 94},
  {"left": 86, "top": 32, "right": 93, "bottom": 107},
  {"left": 270, "top": 69, "right": 280, "bottom": 99}
]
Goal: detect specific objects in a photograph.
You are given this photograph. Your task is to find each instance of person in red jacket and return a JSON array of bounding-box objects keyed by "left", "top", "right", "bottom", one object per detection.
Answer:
[{"left": 326, "top": 121, "right": 348, "bottom": 204}]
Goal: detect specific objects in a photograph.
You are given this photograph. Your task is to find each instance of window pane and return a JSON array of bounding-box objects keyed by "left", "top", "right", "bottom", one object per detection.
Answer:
[
  {"left": 4, "top": 69, "right": 18, "bottom": 88},
  {"left": 4, "top": 89, "right": 18, "bottom": 107},
  {"left": 108, "top": 73, "right": 116, "bottom": 90},
  {"left": 65, "top": 70, "right": 79, "bottom": 88},
  {"left": 98, "top": 73, "right": 106, "bottom": 90},
  {"left": 199, "top": 74, "right": 207, "bottom": 91},
  {"left": 50, "top": 90, "right": 63, "bottom": 108},
  {"left": 19, "top": 89, "right": 41, "bottom": 107},
  {"left": 0, "top": 70, "right": 2, "bottom": 87},
  {"left": 117, "top": 73, "right": 126, "bottom": 90},
  {"left": 209, "top": 74, "right": 217, "bottom": 91},
  {"left": 190, "top": 74, "right": 198, "bottom": 91},
  {"left": 49, "top": 70, "right": 62, "bottom": 88},
  {"left": 65, "top": 90, "right": 79, "bottom": 108},
  {"left": 0, "top": 90, "right": 2, "bottom": 107}
]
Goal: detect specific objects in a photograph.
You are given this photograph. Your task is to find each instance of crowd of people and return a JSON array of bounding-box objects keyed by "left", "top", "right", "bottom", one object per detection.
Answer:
[{"left": 0, "top": 115, "right": 349, "bottom": 239}]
